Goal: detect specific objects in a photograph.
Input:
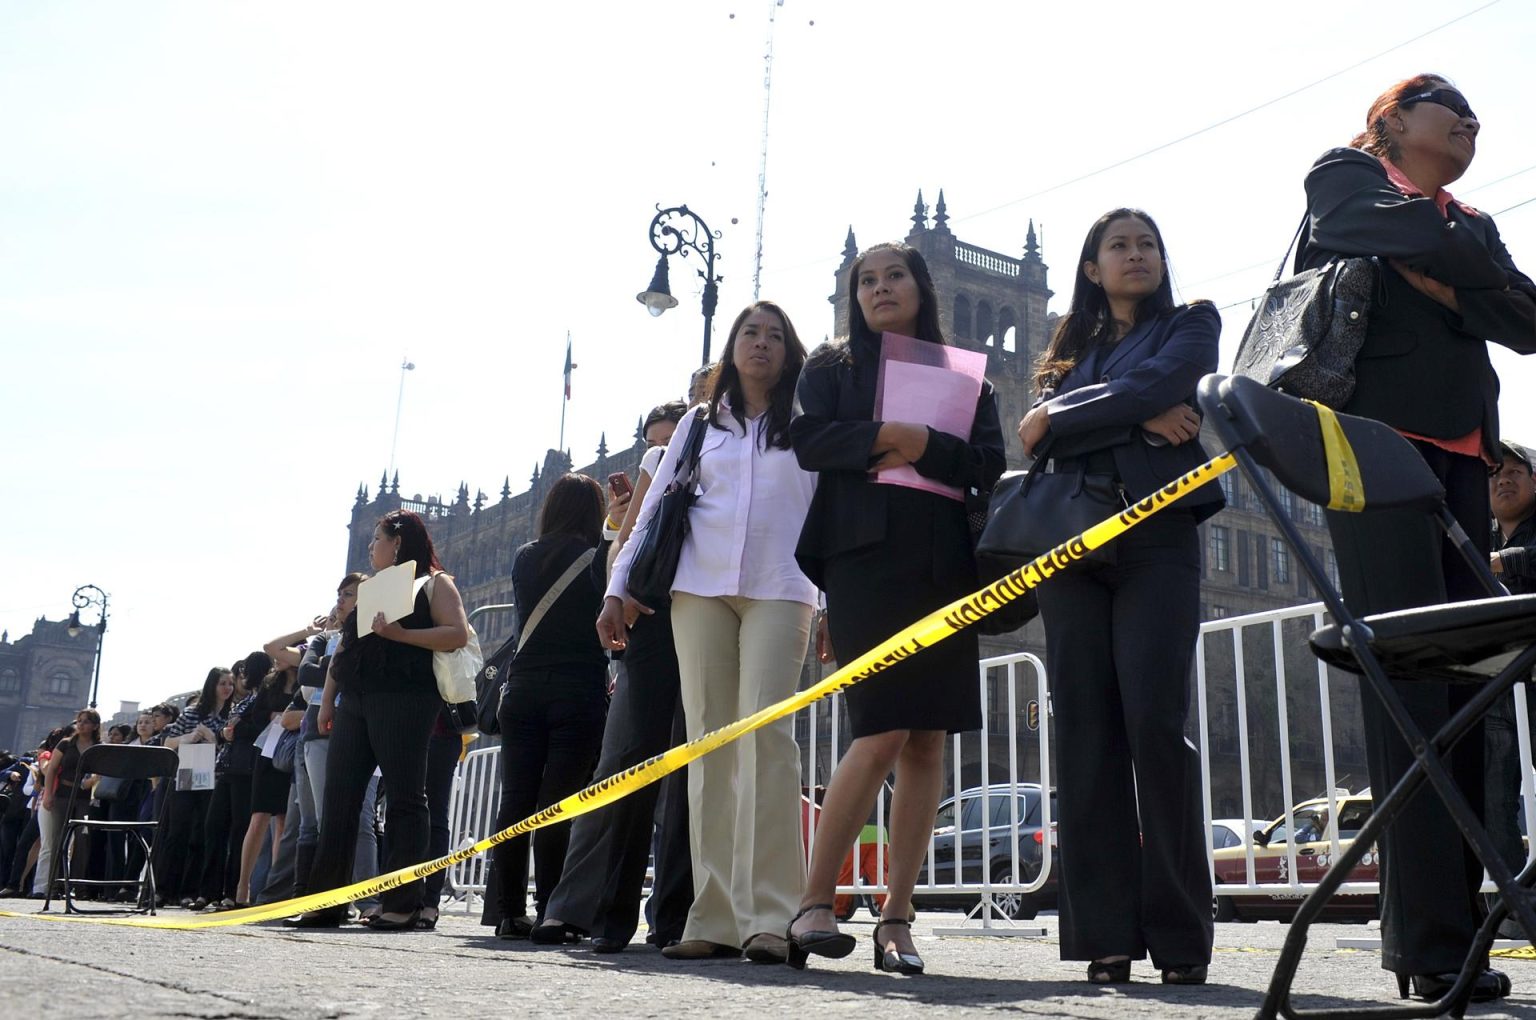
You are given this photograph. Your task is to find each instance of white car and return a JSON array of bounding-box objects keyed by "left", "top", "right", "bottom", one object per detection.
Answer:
[{"left": 1210, "top": 818, "right": 1267, "bottom": 850}]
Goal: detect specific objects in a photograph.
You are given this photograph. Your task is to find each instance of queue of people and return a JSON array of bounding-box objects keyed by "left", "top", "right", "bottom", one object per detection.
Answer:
[{"left": 2, "top": 70, "right": 1533, "bottom": 1006}]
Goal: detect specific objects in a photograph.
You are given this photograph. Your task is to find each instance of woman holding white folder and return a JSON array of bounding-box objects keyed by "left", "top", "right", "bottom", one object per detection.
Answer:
[
  {"left": 787, "top": 242, "right": 1005, "bottom": 974},
  {"left": 284, "top": 508, "right": 470, "bottom": 931}
]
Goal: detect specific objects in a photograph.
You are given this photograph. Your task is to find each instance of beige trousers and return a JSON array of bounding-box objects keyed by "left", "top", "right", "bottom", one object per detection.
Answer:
[{"left": 670, "top": 593, "right": 811, "bottom": 947}]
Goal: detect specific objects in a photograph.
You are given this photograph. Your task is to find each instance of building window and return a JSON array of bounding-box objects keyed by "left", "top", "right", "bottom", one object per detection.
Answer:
[
  {"left": 1209, "top": 526, "right": 1231, "bottom": 572},
  {"left": 1276, "top": 486, "right": 1296, "bottom": 519},
  {"left": 1209, "top": 604, "right": 1230, "bottom": 620},
  {"left": 44, "top": 670, "right": 74, "bottom": 695},
  {"left": 0, "top": 668, "right": 18, "bottom": 693},
  {"left": 1218, "top": 472, "right": 1238, "bottom": 507},
  {"left": 1236, "top": 531, "right": 1251, "bottom": 587},
  {"left": 1273, "top": 538, "right": 1292, "bottom": 584},
  {"left": 953, "top": 294, "right": 972, "bottom": 338},
  {"left": 1304, "top": 501, "right": 1324, "bottom": 527},
  {"left": 1326, "top": 549, "right": 1342, "bottom": 591}
]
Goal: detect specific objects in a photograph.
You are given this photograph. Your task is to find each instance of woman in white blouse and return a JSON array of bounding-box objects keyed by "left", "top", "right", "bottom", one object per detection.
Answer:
[{"left": 599, "top": 301, "right": 814, "bottom": 964}]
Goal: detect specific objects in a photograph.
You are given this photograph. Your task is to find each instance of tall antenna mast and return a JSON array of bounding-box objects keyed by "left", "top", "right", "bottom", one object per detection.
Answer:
[{"left": 751, "top": 0, "right": 783, "bottom": 300}]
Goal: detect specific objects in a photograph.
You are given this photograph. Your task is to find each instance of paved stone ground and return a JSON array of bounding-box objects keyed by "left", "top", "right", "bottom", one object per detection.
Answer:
[{"left": 3, "top": 897, "right": 1536, "bottom": 1018}]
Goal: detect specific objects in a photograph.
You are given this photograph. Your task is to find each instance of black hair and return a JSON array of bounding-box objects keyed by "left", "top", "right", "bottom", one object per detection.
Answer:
[
  {"left": 379, "top": 509, "right": 445, "bottom": 579},
  {"left": 705, "top": 301, "right": 808, "bottom": 451},
  {"left": 643, "top": 401, "right": 689, "bottom": 434},
  {"left": 194, "top": 667, "right": 232, "bottom": 716},
  {"left": 1034, "top": 208, "right": 1177, "bottom": 393},
  {"left": 537, "top": 473, "right": 606, "bottom": 546},
  {"left": 846, "top": 242, "right": 946, "bottom": 349}
]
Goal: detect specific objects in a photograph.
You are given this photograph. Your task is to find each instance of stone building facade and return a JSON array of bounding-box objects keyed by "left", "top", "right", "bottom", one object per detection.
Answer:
[
  {"left": 0, "top": 619, "right": 100, "bottom": 752},
  {"left": 341, "top": 192, "right": 1361, "bottom": 824}
]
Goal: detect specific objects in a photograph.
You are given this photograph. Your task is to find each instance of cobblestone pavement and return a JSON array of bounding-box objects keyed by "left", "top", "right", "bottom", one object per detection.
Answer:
[{"left": 3, "top": 897, "right": 1536, "bottom": 1018}]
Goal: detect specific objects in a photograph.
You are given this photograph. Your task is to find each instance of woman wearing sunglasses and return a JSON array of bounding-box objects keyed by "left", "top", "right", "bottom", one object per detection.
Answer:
[{"left": 1302, "top": 74, "right": 1536, "bottom": 1004}]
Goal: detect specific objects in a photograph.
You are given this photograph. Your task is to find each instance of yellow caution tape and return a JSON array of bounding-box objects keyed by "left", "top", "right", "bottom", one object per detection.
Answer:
[
  {"left": 1492, "top": 945, "right": 1536, "bottom": 961},
  {"left": 1306, "top": 401, "right": 1366, "bottom": 512},
  {"left": 1, "top": 452, "right": 1237, "bottom": 930}
]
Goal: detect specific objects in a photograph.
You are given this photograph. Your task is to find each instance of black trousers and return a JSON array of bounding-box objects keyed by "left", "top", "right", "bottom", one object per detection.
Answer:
[
  {"left": 154, "top": 789, "right": 210, "bottom": 901},
  {"left": 1326, "top": 440, "right": 1492, "bottom": 975},
  {"left": 307, "top": 688, "right": 437, "bottom": 917},
  {"left": 421, "top": 728, "right": 462, "bottom": 912},
  {"left": 542, "top": 610, "right": 694, "bottom": 944},
  {"left": 200, "top": 772, "right": 250, "bottom": 901},
  {"left": 492, "top": 671, "right": 606, "bottom": 921},
  {"left": 1039, "top": 510, "right": 1213, "bottom": 968}
]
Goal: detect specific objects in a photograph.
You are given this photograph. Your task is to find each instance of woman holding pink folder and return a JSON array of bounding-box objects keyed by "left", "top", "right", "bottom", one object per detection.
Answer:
[
  {"left": 1017, "top": 209, "right": 1221, "bottom": 986},
  {"left": 788, "top": 242, "right": 1005, "bottom": 974}
]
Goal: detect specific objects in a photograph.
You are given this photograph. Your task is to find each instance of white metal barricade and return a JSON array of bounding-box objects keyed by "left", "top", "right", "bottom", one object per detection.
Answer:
[{"left": 444, "top": 649, "right": 1055, "bottom": 930}]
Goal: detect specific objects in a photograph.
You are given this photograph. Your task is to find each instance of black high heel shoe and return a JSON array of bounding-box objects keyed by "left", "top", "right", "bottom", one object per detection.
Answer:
[
  {"left": 872, "top": 919, "right": 924, "bottom": 975},
  {"left": 785, "top": 903, "right": 856, "bottom": 970},
  {"left": 1087, "top": 957, "right": 1132, "bottom": 984},
  {"left": 1396, "top": 968, "right": 1511, "bottom": 1003},
  {"left": 366, "top": 909, "right": 421, "bottom": 932}
]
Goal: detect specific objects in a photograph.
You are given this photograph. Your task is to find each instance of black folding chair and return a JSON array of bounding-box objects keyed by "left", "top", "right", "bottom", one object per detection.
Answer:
[
  {"left": 40, "top": 743, "right": 178, "bottom": 915},
  {"left": 1197, "top": 373, "right": 1536, "bottom": 1020}
]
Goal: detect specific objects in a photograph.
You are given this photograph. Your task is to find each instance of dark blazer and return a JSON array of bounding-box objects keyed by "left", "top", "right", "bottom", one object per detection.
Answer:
[
  {"left": 1301, "top": 147, "right": 1536, "bottom": 457},
  {"left": 790, "top": 337, "right": 1006, "bottom": 589},
  {"left": 1040, "top": 302, "right": 1225, "bottom": 523}
]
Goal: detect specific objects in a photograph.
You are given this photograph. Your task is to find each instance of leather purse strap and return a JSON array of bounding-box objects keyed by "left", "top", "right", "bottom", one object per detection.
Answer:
[
  {"left": 516, "top": 548, "right": 597, "bottom": 654},
  {"left": 1270, "top": 213, "right": 1310, "bottom": 285}
]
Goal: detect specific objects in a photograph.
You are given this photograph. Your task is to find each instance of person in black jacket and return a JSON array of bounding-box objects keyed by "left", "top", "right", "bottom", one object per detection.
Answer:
[
  {"left": 1300, "top": 74, "right": 1536, "bottom": 1004},
  {"left": 490, "top": 473, "right": 610, "bottom": 940},
  {"left": 1016, "top": 209, "right": 1223, "bottom": 986},
  {"left": 787, "top": 242, "right": 1005, "bottom": 975}
]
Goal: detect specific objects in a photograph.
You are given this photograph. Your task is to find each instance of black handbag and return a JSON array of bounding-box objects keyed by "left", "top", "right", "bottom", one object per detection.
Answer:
[
  {"left": 977, "top": 441, "right": 1125, "bottom": 569},
  {"left": 473, "top": 635, "right": 518, "bottom": 737},
  {"left": 1231, "top": 214, "right": 1380, "bottom": 408},
  {"left": 966, "top": 487, "right": 1038, "bottom": 633},
  {"left": 626, "top": 409, "right": 708, "bottom": 606}
]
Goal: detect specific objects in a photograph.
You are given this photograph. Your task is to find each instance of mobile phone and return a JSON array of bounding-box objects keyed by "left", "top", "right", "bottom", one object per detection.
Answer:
[{"left": 607, "top": 471, "right": 633, "bottom": 498}]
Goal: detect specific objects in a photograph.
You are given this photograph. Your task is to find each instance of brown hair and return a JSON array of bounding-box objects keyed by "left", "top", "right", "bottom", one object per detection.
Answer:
[
  {"left": 1350, "top": 73, "right": 1451, "bottom": 161},
  {"left": 379, "top": 509, "right": 445, "bottom": 578}
]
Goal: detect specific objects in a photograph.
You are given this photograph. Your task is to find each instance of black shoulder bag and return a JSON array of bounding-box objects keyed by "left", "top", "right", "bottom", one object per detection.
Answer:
[
  {"left": 1230, "top": 214, "right": 1380, "bottom": 408},
  {"left": 626, "top": 409, "right": 708, "bottom": 607}
]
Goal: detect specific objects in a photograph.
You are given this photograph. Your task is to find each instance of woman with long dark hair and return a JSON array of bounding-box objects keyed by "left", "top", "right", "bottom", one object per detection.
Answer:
[
  {"left": 601, "top": 301, "right": 815, "bottom": 963},
  {"left": 198, "top": 651, "right": 267, "bottom": 910},
  {"left": 536, "top": 401, "right": 694, "bottom": 952},
  {"left": 1299, "top": 75, "right": 1535, "bottom": 1003},
  {"left": 285, "top": 508, "right": 470, "bottom": 931},
  {"left": 487, "top": 473, "right": 611, "bottom": 939},
  {"left": 235, "top": 663, "right": 298, "bottom": 905},
  {"left": 1016, "top": 209, "right": 1222, "bottom": 985},
  {"left": 787, "top": 242, "right": 1004, "bottom": 974},
  {"left": 153, "top": 668, "right": 234, "bottom": 906}
]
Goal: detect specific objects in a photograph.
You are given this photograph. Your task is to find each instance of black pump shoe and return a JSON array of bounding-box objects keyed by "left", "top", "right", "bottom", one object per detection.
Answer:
[
  {"left": 282, "top": 910, "right": 344, "bottom": 929},
  {"left": 1397, "top": 968, "right": 1511, "bottom": 1003},
  {"left": 872, "top": 919, "right": 924, "bottom": 975},
  {"left": 785, "top": 903, "right": 856, "bottom": 970},
  {"left": 1088, "top": 957, "right": 1132, "bottom": 984}
]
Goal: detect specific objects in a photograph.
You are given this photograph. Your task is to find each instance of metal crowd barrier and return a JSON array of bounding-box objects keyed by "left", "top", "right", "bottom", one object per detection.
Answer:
[
  {"left": 443, "top": 649, "right": 1055, "bottom": 928},
  {"left": 1195, "top": 601, "right": 1536, "bottom": 911}
]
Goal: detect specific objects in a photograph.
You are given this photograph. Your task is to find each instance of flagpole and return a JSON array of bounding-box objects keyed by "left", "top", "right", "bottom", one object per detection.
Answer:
[{"left": 559, "top": 331, "right": 571, "bottom": 455}]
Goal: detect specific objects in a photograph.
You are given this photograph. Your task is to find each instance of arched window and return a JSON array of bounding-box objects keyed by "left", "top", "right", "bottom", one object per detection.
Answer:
[
  {"left": 45, "top": 670, "right": 74, "bottom": 695},
  {"left": 998, "top": 307, "right": 1018, "bottom": 353},
  {"left": 0, "top": 668, "right": 19, "bottom": 693},
  {"left": 953, "top": 294, "right": 972, "bottom": 338},
  {"left": 975, "top": 300, "right": 995, "bottom": 346}
]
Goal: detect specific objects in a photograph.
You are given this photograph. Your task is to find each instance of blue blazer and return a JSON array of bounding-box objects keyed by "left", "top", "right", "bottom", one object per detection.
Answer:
[{"left": 1040, "top": 302, "right": 1224, "bottom": 522}]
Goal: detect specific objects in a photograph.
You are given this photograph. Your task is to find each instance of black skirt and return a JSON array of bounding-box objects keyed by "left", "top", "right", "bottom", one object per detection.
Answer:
[
  {"left": 249, "top": 755, "right": 291, "bottom": 816},
  {"left": 823, "top": 485, "right": 983, "bottom": 738}
]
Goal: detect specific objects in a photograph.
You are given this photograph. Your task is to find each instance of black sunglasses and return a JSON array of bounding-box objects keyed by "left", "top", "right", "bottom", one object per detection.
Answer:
[{"left": 1401, "top": 88, "right": 1476, "bottom": 121}]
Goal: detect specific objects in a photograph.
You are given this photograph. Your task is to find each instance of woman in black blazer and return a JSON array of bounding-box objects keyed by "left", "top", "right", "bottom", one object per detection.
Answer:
[
  {"left": 1017, "top": 208, "right": 1222, "bottom": 986},
  {"left": 1301, "top": 74, "right": 1536, "bottom": 1004},
  {"left": 788, "top": 242, "right": 1005, "bottom": 974}
]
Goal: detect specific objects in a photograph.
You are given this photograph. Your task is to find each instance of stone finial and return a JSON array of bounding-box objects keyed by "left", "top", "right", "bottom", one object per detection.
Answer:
[
  {"left": 379, "top": 470, "right": 388, "bottom": 492},
  {"left": 934, "top": 189, "right": 949, "bottom": 230},
  {"left": 473, "top": 489, "right": 485, "bottom": 513},
  {"left": 1024, "top": 219, "right": 1041, "bottom": 262},
  {"left": 634, "top": 416, "right": 645, "bottom": 444},
  {"left": 911, "top": 190, "right": 927, "bottom": 232},
  {"left": 597, "top": 432, "right": 609, "bottom": 459},
  {"left": 842, "top": 225, "right": 858, "bottom": 263},
  {"left": 390, "top": 471, "right": 400, "bottom": 494},
  {"left": 500, "top": 476, "right": 512, "bottom": 502},
  {"left": 355, "top": 483, "right": 367, "bottom": 507}
]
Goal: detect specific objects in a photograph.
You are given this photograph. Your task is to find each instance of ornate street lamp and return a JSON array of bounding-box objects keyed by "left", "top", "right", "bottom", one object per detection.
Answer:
[
  {"left": 67, "top": 584, "right": 108, "bottom": 709},
  {"left": 637, "top": 204, "right": 722, "bottom": 366}
]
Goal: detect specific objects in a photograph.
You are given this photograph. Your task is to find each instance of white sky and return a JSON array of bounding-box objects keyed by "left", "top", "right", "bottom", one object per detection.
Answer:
[{"left": 3, "top": 1, "right": 1534, "bottom": 715}]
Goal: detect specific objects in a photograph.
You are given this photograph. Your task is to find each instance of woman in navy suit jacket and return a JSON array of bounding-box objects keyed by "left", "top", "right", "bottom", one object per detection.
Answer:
[{"left": 1017, "top": 208, "right": 1222, "bottom": 986}]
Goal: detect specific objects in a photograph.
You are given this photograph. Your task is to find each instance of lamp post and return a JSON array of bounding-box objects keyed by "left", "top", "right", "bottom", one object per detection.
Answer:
[
  {"left": 637, "top": 205, "right": 722, "bottom": 367},
  {"left": 67, "top": 584, "right": 108, "bottom": 710}
]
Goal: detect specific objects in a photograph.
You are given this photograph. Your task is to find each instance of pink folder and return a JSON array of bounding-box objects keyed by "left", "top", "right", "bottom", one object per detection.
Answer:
[{"left": 872, "top": 332, "right": 987, "bottom": 501}]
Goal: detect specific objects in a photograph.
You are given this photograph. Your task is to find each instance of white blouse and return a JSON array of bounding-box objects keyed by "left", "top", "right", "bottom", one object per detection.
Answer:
[{"left": 608, "top": 405, "right": 817, "bottom": 607}]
